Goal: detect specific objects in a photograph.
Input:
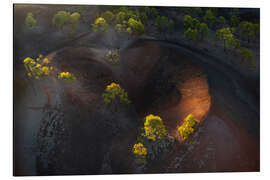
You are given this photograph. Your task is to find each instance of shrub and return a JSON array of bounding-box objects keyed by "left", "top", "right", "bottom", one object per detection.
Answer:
[
  {"left": 25, "top": 12, "right": 37, "bottom": 28},
  {"left": 142, "top": 114, "right": 168, "bottom": 141},
  {"left": 102, "top": 83, "right": 131, "bottom": 105},
  {"left": 178, "top": 114, "right": 198, "bottom": 140},
  {"left": 133, "top": 143, "right": 147, "bottom": 157},
  {"left": 92, "top": 17, "right": 108, "bottom": 32},
  {"left": 105, "top": 50, "right": 119, "bottom": 65},
  {"left": 23, "top": 55, "right": 53, "bottom": 80},
  {"left": 57, "top": 72, "right": 77, "bottom": 83}
]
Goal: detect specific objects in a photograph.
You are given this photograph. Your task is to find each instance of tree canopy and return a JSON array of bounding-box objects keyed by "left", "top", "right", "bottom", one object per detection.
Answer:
[
  {"left": 25, "top": 12, "right": 37, "bottom": 28},
  {"left": 52, "top": 11, "right": 70, "bottom": 29},
  {"left": 92, "top": 17, "right": 109, "bottom": 32},
  {"left": 215, "top": 27, "right": 239, "bottom": 52},
  {"left": 239, "top": 21, "right": 256, "bottom": 43},
  {"left": 127, "top": 18, "right": 145, "bottom": 35},
  {"left": 178, "top": 114, "right": 198, "bottom": 140},
  {"left": 102, "top": 82, "right": 131, "bottom": 105},
  {"left": 156, "top": 16, "right": 174, "bottom": 34},
  {"left": 142, "top": 114, "right": 168, "bottom": 141},
  {"left": 203, "top": 9, "right": 216, "bottom": 27}
]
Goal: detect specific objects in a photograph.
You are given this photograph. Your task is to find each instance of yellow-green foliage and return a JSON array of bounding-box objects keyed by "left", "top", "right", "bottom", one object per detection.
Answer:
[
  {"left": 183, "top": 15, "right": 200, "bottom": 29},
  {"left": 183, "top": 16, "right": 208, "bottom": 41},
  {"left": 156, "top": 16, "right": 174, "bottom": 33},
  {"left": 115, "top": 24, "right": 124, "bottom": 33},
  {"left": 215, "top": 27, "right": 240, "bottom": 51},
  {"left": 70, "top": 12, "right": 80, "bottom": 25},
  {"left": 203, "top": 9, "right": 216, "bottom": 27},
  {"left": 24, "top": 54, "right": 77, "bottom": 83},
  {"left": 133, "top": 143, "right": 147, "bottom": 157},
  {"left": 184, "top": 27, "right": 198, "bottom": 41},
  {"left": 23, "top": 55, "right": 53, "bottom": 80},
  {"left": 105, "top": 50, "right": 119, "bottom": 65},
  {"left": 127, "top": 18, "right": 145, "bottom": 35},
  {"left": 101, "top": 11, "right": 115, "bottom": 24},
  {"left": 142, "top": 114, "right": 168, "bottom": 141},
  {"left": 102, "top": 83, "right": 131, "bottom": 105},
  {"left": 52, "top": 11, "right": 70, "bottom": 29},
  {"left": 70, "top": 12, "right": 80, "bottom": 37},
  {"left": 116, "top": 11, "right": 127, "bottom": 24},
  {"left": 239, "top": 21, "right": 256, "bottom": 42},
  {"left": 25, "top": 12, "right": 37, "bottom": 28},
  {"left": 178, "top": 114, "right": 198, "bottom": 140},
  {"left": 238, "top": 48, "right": 255, "bottom": 68},
  {"left": 92, "top": 17, "right": 108, "bottom": 33},
  {"left": 57, "top": 72, "right": 77, "bottom": 83}
]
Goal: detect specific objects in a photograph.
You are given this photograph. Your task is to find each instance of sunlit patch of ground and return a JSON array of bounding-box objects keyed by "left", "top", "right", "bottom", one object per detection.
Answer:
[{"left": 155, "top": 64, "right": 211, "bottom": 140}]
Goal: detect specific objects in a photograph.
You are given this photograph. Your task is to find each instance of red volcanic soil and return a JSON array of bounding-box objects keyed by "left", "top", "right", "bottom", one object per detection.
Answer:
[{"left": 146, "top": 63, "right": 211, "bottom": 141}]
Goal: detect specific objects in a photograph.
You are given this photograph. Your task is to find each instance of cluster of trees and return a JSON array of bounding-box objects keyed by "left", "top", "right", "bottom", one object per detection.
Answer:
[
  {"left": 238, "top": 21, "right": 260, "bottom": 43},
  {"left": 52, "top": 11, "right": 81, "bottom": 37},
  {"left": 132, "top": 114, "right": 168, "bottom": 161},
  {"left": 183, "top": 15, "right": 209, "bottom": 41},
  {"left": 181, "top": 7, "right": 258, "bottom": 69},
  {"left": 214, "top": 27, "right": 240, "bottom": 52},
  {"left": 23, "top": 55, "right": 53, "bottom": 80},
  {"left": 23, "top": 54, "right": 76, "bottom": 83},
  {"left": 92, "top": 7, "right": 149, "bottom": 36}
]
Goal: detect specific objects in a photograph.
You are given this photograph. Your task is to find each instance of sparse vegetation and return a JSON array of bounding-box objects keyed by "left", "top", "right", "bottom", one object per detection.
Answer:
[
  {"left": 23, "top": 55, "right": 53, "bottom": 80},
  {"left": 23, "top": 54, "right": 76, "bottom": 83}
]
